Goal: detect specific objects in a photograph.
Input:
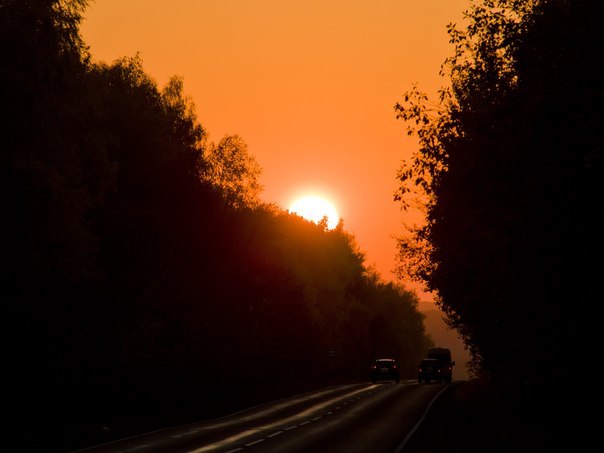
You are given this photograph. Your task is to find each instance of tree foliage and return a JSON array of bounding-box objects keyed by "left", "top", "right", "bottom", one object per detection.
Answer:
[
  {"left": 1, "top": 1, "right": 431, "bottom": 450},
  {"left": 394, "top": 0, "right": 603, "bottom": 384},
  {"left": 202, "top": 134, "right": 264, "bottom": 208}
]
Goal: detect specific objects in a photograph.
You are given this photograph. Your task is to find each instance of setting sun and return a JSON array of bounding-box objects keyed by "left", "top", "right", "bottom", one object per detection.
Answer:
[{"left": 289, "top": 195, "right": 339, "bottom": 230}]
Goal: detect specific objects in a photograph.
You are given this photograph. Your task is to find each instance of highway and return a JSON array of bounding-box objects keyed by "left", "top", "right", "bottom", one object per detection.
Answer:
[{"left": 77, "top": 381, "right": 448, "bottom": 453}]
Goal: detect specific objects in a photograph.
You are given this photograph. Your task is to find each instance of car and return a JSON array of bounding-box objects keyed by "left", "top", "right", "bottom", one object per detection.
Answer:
[
  {"left": 417, "top": 358, "right": 446, "bottom": 383},
  {"left": 371, "top": 358, "right": 400, "bottom": 383}
]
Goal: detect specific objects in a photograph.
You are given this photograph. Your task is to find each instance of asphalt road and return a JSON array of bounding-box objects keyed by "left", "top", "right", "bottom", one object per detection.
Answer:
[{"left": 75, "top": 380, "right": 448, "bottom": 453}]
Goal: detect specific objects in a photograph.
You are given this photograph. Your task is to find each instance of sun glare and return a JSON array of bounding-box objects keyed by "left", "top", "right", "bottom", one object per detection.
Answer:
[{"left": 289, "top": 195, "right": 339, "bottom": 230}]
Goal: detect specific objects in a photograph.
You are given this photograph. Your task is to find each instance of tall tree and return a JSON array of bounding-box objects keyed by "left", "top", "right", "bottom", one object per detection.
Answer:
[
  {"left": 394, "top": 0, "right": 603, "bottom": 383},
  {"left": 0, "top": 0, "right": 106, "bottom": 284},
  {"left": 0, "top": 0, "right": 117, "bottom": 439},
  {"left": 202, "top": 134, "right": 264, "bottom": 208}
]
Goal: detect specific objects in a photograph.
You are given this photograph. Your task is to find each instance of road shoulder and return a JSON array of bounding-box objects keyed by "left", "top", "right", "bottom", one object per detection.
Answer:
[{"left": 400, "top": 379, "right": 571, "bottom": 453}]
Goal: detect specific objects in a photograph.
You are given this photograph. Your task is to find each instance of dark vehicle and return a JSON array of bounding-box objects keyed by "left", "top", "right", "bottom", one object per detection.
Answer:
[
  {"left": 370, "top": 358, "right": 400, "bottom": 383},
  {"left": 417, "top": 358, "right": 445, "bottom": 383},
  {"left": 427, "top": 347, "right": 455, "bottom": 383}
]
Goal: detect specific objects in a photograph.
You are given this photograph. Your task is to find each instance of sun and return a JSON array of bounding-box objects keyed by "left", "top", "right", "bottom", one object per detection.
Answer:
[{"left": 289, "top": 195, "right": 339, "bottom": 230}]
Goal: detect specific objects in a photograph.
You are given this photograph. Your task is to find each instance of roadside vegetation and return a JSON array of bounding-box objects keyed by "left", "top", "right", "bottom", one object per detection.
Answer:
[
  {"left": 396, "top": 0, "right": 604, "bottom": 453},
  {"left": 394, "top": 1, "right": 601, "bottom": 449},
  {"left": 0, "top": 1, "right": 432, "bottom": 451},
  {"left": 395, "top": 0, "right": 602, "bottom": 387}
]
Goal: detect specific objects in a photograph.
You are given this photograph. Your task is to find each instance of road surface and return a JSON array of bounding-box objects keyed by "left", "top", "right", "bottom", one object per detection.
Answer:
[{"left": 76, "top": 380, "right": 448, "bottom": 453}]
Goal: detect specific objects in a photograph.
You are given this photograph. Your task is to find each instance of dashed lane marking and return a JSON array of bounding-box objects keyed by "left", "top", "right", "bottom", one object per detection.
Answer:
[{"left": 190, "top": 383, "right": 400, "bottom": 452}]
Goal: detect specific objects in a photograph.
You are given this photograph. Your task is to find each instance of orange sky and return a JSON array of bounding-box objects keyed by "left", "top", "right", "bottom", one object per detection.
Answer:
[{"left": 81, "top": 0, "right": 469, "bottom": 302}]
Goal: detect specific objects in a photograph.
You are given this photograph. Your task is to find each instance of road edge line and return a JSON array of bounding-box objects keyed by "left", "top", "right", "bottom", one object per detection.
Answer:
[{"left": 393, "top": 382, "right": 459, "bottom": 453}]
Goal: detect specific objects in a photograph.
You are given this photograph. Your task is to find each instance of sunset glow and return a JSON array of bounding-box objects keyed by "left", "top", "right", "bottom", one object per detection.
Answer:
[
  {"left": 80, "top": 0, "right": 468, "bottom": 291},
  {"left": 289, "top": 195, "right": 339, "bottom": 230}
]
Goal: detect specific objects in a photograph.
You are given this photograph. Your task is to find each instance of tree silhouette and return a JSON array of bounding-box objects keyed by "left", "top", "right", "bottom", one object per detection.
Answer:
[
  {"left": 394, "top": 0, "right": 603, "bottom": 385},
  {"left": 2, "top": 2, "right": 433, "bottom": 450},
  {"left": 202, "top": 134, "right": 264, "bottom": 208}
]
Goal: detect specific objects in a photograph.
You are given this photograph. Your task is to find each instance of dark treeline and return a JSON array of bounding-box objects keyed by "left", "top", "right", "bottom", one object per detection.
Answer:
[
  {"left": 395, "top": 0, "right": 602, "bottom": 392},
  {"left": 0, "top": 1, "right": 430, "bottom": 451}
]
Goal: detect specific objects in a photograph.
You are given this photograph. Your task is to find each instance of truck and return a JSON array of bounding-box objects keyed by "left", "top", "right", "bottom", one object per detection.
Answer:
[{"left": 427, "top": 347, "right": 455, "bottom": 383}]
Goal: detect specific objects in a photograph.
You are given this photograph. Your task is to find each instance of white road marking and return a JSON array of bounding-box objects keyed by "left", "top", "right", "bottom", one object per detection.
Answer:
[
  {"left": 299, "top": 421, "right": 310, "bottom": 426},
  {"left": 267, "top": 430, "right": 283, "bottom": 438},
  {"left": 188, "top": 429, "right": 259, "bottom": 452},
  {"left": 124, "top": 445, "right": 151, "bottom": 451},
  {"left": 394, "top": 384, "right": 453, "bottom": 452},
  {"left": 185, "top": 384, "right": 391, "bottom": 452},
  {"left": 245, "top": 439, "right": 265, "bottom": 447}
]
